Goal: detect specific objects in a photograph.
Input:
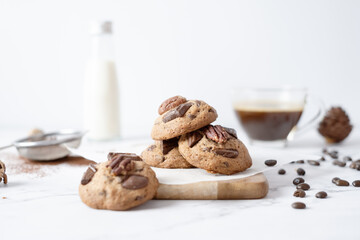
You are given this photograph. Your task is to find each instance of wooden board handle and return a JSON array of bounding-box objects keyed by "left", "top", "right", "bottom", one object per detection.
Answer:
[{"left": 155, "top": 173, "right": 269, "bottom": 200}]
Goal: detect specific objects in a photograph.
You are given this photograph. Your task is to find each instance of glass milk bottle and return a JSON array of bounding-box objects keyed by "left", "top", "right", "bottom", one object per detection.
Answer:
[{"left": 83, "top": 21, "right": 120, "bottom": 140}]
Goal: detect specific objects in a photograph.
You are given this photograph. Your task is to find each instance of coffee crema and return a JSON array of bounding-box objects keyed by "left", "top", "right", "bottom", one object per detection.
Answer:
[{"left": 234, "top": 101, "right": 303, "bottom": 141}]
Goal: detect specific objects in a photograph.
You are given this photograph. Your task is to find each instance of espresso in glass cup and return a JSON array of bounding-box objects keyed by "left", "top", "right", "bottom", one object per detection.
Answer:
[{"left": 233, "top": 87, "right": 322, "bottom": 146}]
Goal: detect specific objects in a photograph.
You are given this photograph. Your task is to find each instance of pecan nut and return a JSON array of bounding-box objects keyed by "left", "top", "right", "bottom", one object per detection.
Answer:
[
  {"left": 107, "top": 153, "right": 141, "bottom": 176},
  {"left": 158, "top": 96, "right": 187, "bottom": 115},
  {"left": 203, "top": 125, "right": 231, "bottom": 143}
]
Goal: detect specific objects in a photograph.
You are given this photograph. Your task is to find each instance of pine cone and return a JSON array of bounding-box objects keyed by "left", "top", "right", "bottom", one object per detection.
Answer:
[{"left": 318, "top": 107, "right": 352, "bottom": 143}]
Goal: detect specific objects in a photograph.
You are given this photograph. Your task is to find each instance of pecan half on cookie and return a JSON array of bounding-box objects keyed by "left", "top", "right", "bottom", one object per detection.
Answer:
[
  {"left": 0, "top": 160, "right": 8, "bottom": 184},
  {"left": 203, "top": 125, "right": 233, "bottom": 144},
  {"left": 158, "top": 96, "right": 187, "bottom": 115}
]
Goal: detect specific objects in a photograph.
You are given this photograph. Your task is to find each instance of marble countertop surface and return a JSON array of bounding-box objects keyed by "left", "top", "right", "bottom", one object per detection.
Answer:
[{"left": 0, "top": 129, "right": 359, "bottom": 240}]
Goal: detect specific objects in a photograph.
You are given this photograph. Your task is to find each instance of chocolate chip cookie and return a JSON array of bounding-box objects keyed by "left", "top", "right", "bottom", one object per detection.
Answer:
[
  {"left": 151, "top": 96, "right": 218, "bottom": 140},
  {"left": 141, "top": 138, "right": 193, "bottom": 168},
  {"left": 178, "top": 125, "right": 252, "bottom": 175},
  {"left": 79, "top": 153, "right": 159, "bottom": 211}
]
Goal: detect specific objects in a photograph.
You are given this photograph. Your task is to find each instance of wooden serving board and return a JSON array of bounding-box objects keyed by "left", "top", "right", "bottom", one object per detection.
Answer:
[
  {"left": 1, "top": 151, "right": 268, "bottom": 200},
  {"left": 155, "top": 173, "right": 268, "bottom": 200}
]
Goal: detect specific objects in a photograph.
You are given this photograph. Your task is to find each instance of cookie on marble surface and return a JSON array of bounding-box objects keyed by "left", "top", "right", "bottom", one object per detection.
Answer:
[
  {"left": 79, "top": 153, "right": 159, "bottom": 211},
  {"left": 151, "top": 96, "right": 218, "bottom": 140},
  {"left": 0, "top": 160, "right": 7, "bottom": 184},
  {"left": 141, "top": 138, "right": 193, "bottom": 168},
  {"left": 178, "top": 125, "right": 252, "bottom": 175}
]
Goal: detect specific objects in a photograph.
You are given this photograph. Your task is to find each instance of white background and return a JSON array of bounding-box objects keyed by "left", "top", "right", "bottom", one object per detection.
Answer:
[{"left": 0, "top": 0, "right": 359, "bottom": 138}]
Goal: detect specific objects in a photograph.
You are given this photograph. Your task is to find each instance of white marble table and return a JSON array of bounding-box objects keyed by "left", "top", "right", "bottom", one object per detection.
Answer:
[{"left": 0, "top": 129, "right": 359, "bottom": 240}]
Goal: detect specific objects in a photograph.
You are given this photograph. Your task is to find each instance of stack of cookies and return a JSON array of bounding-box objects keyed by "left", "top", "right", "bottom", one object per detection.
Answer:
[
  {"left": 78, "top": 96, "right": 253, "bottom": 211},
  {"left": 141, "top": 96, "right": 252, "bottom": 175}
]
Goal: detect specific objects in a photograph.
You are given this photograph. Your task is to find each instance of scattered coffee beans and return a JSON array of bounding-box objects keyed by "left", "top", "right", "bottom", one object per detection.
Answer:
[
  {"left": 315, "top": 191, "right": 327, "bottom": 199},
  {"left": 264, "top": 159, "right": 277, "bottom": 167},
  {"left": 333, "top": 160, "right": 346, "bottom": 167},
  {"left": 296, "top": 183, "right": 310, "bottom": 191},
  {"left": 296, "top": 168, "right": 306, "bottom": 176},
  {"left": 307, "top": 160, "right": 320, "bottom": 166},
  {"left": 288, "top": 148, "right": 357, "bottom": 210},
  {"left": 278, "top": 169, "right": 286, "bottom": 175},
  {"left": 293, "top": 177, "right": 305, "bottom": 185},
  {"left": 293, "top": 189, "right": 306, "bottom": 198},
  {"left": 352, "top": 180, "right": 360, "bottom": 187},
  {"left": 292, "top": 202, "right": 306, "bottom": 209}
]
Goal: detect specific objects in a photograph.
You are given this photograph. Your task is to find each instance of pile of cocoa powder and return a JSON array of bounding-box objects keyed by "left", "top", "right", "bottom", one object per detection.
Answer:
[{"left": 0, "top": 152, "right": 95, "bottom": 177}]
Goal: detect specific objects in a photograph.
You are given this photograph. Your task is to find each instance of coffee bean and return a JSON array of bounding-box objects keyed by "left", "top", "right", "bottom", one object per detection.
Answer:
[
  {"left": 293, "top": 177, "right": 305, "bottom": 185},
  {"left": 329, "top": 151, "right": 338, "bottom": 159},
  {"left": 352, "top": 180, "right": 360, "bottom": 187},
  {"left": 293, "top": 189, "right": 306, "bottom": 198},
  {"left": 278, "top": 169, "right": 286, "bottom": 175},
  {"left": 343, "top": 156, "right": 352, "bottom": 161},
  {"left": 296, "top": 168, "right": 306, "bottom": 176},
  {"left": 290, "top": 161, "right": 295, "bottom": 164},
  {"left": 332, "top": 177, "right": 340, "bottom": 184},
  {"left": 292, "top": 202, "right": 306, "bottom": 209},
  {"left": 333, "top": 160, "right": 346, "bottom": 167},
  {"left": 322, "top": 148, "right": 328, "bottom": 154},
  {"left": 307, "top": 160, "right": 320, "bottom": 166},
  {"left": 296, "top": 160, "right": 305, "bottom": 164},
  {"left": 296, "top": 183, "right": 310, "bottom": 191},
  {"left": 349, "top": 162, "right": 355, "bottom": 168},
  {"left": 315, "top": 191, "right": 327, "bottom": 199},
  {"left": 320, "top": 156, "right": 326, "bottom": 161},
  {"left": 349, "top": 161, "right": 360, "bottom": 170},
  {"left": 335, "top": 179, "right": 349, "bottom": 186},
  {"left": 265, "top": 159, "right": 277, "bottom": 167}
]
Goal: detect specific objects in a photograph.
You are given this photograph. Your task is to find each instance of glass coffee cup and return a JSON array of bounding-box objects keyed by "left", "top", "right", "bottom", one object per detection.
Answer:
[{"left": 232, "top": 87, "right": 324, "bottom": 147}]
